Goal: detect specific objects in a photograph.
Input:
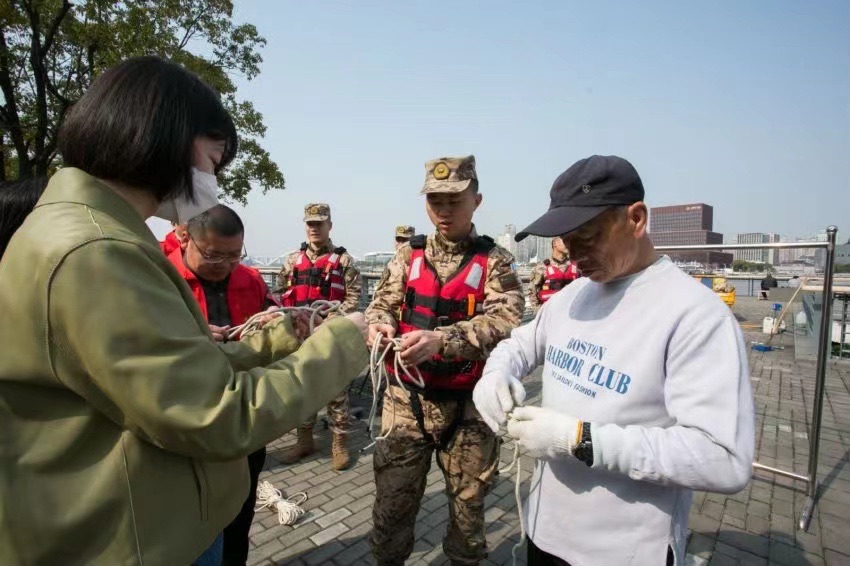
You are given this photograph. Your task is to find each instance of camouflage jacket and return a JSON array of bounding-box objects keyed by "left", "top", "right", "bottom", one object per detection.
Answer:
[
  {"left": 365, "top": 227, "right": 524, "bottom": 360},
  {"left": 528, "top": 254, "right": 572, "bottom": 311},
  {"left": 276, "top": 239, "right": 362, "bottom": 315}
]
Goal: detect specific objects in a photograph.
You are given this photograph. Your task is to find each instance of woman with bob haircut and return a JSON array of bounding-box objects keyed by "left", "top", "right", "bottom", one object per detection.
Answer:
[{"left": 0, "top": 56, "right": 369, "bottom": 565}]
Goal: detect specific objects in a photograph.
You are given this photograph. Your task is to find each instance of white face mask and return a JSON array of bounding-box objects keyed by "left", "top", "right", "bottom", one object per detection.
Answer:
[{"left": 154, "top": 167, "right": 219, "bottom": 224}]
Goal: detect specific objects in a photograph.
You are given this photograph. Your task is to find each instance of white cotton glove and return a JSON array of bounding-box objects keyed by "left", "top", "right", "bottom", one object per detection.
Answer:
[
  {"left": 506, "top": 406, "right": 582, "bottom": 460},
  {"left": 473, "top": 368, "right": 526, "bottom": 433}
]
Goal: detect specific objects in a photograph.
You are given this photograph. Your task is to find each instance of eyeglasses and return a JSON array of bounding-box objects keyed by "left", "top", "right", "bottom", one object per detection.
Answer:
[
  {"left": 189, "top": 235, "right": 247, "bottom": 264},
  {"left": 395, "top": 237, "right": 410, "bottom": 244}
]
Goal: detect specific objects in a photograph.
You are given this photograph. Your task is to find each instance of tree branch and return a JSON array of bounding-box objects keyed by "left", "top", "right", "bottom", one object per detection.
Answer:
[
  {"left": 177, "top": 7, "right": 209, "bottom": 50},
  {"left": 0, "top": 27, "right": 31, "bottom": 176},
  {"left": 41, "top": 0, "right": 71, "bottom": 56}
]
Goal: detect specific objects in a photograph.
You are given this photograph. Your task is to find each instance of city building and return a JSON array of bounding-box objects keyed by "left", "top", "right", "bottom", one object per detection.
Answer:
[
  {"left": 733, "top": 232, "right": 780, "bottom": 264},
  {"left": 837, "top": 239, "right": 850, "bottom": 267},
  {"left": 496, "top": 224, "right": 517, "bottom": 257},
  {"left": 649, "top": 203, "right": 733, "bottom": 267}
]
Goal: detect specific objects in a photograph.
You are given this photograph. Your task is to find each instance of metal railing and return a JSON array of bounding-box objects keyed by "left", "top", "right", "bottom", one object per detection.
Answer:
[
  {"left": 656, "top": 225, "right": 838, "bottom": 531},
  {"left": 257, "top": 229, "right": 840, "bottom": 531}
]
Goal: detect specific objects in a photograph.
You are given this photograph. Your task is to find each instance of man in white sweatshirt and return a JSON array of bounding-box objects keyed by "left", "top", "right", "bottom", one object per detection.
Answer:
[{"left": 473, "top": 155, "right": 754, "bottom": 566}]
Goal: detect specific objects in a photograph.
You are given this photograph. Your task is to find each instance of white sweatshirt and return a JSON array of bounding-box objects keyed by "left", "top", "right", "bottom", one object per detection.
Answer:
[{"left": 485, "top": 256, "right": 754, "bottom": 566}]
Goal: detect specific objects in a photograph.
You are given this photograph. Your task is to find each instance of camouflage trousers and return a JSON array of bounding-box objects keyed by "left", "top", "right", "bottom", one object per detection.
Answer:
[
  {"left": 301, "top": 388, "right": 350, "bottom": 434},
  {"left": 369, "top": 385, "right": 499, "bottom": 565}
]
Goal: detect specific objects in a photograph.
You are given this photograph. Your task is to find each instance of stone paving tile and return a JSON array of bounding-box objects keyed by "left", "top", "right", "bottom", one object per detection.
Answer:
[{"left": 245, "top": 297, "right": 850, "bottom": 565}]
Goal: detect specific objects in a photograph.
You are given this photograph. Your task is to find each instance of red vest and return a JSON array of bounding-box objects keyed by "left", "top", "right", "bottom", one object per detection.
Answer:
[
  {"left": 537, "top": 259, "right": 580, "bottom": 303},
  {"left": 167, "top": 248, "right": 271, "bottom": 326},
  {"left": 160, "top": 231, "right": 181, "bottom": 256},
  {"left": 389, "top": 235, "right": 493, "bottom": 392},
  {"left": 281, "top": 243, "right": 347, "bottom": 307}
]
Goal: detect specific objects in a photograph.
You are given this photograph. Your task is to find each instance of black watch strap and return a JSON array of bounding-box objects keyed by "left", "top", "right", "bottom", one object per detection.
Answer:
[{"left": 573, "top": 421, "right": 594, "bottom": 467}]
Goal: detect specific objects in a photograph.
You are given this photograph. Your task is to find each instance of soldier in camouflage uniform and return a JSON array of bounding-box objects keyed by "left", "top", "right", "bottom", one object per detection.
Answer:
[
  {"left": 394, "top": 225, "right": 415, "bottom": 249},
  {"left": 527, "top": 236, "right": 580, "bottom": 313},
  {"left": 365, "top": 156, "right": 524, "bottom": 565},
  {"left": 276, "top": 203, "right": 362, "bottom": 471}
]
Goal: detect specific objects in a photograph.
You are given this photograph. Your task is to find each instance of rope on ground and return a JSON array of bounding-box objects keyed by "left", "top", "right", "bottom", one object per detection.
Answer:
[
  {"left": 255, "top": 480, "right": 308, "bottom": 526},
  {"left": 361, "top": 332, "right": 426, "bottom": 451},
  {"left": 227, "top": 300, "right": 341, "bottom": 340}
]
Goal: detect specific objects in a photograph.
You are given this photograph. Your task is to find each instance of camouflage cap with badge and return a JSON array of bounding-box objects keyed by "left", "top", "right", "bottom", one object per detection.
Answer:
[
  {"left": 395, "top": 225, "right": 415, "bottom": 239},
  {"left": 420, "top": 155, "right": 477, "bottom": 194},
  {"left": 303, "top": 203, "right": 331, "bottom": 222}
]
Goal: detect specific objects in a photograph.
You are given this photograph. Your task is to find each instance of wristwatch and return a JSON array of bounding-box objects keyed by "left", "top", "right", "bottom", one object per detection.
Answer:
[{"left": 573, "top": 421, "right": 593, "bottom": 467}]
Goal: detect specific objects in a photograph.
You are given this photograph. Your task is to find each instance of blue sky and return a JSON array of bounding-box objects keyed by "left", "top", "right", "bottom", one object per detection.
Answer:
[{"left": 156, "top": 1, "right": 849, "bottom": 257}]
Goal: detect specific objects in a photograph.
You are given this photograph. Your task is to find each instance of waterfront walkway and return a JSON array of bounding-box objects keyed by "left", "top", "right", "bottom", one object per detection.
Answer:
[{"left": 246, "top": 296, "right": 850, "bottom": 565}]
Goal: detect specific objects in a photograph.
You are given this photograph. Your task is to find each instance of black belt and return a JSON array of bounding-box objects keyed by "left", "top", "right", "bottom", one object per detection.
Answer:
[{"left": 405, "top": 387, "right": 468, "bottom": 451}]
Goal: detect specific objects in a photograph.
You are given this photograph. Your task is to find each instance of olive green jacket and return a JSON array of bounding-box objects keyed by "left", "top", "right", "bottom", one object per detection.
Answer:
[{"left": 0, "top": 168, "right": 369, "bottom": 565}]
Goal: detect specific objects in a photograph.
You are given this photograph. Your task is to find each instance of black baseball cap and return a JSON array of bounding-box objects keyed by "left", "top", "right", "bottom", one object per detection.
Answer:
[{"left": 516, "top": 155, "right": 644, "bottom": 242}]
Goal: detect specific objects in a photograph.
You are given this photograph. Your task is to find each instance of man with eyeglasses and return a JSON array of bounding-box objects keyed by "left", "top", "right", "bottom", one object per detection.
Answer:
[
  {"left": 166, "top": 204, "right": 275, "bottom": 566},
  {"left": 473, "top": 155, "right": 754, "bottom": 566},
  {"left": 276, "top": 203, "right": 362, "bottom": 471},
  {"left": 395, "top": 225, "right": 415, "bottom": 249}
]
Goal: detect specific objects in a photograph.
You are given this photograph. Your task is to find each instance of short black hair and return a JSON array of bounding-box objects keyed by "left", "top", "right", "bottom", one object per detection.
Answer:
[
  {"left": 58, "top": 56, "right": 238, "bottom": 203},
  {"left": 0, "top": 176, "right": 49, "bottom": 258},
  {"left": 187, "top": 204, "right": 244, "bottom": 239}
]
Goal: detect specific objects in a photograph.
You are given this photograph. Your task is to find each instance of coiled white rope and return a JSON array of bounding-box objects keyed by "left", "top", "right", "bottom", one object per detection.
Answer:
[
  {"left": 227, "top": 300, "right": 341, "bottom": 340},
  {"left": 255, "top": 480, "right": 308, "bottom": 526},
  {"left": 499, "top": 411, "right": 527, "bottom": 566},
  {"left": 362, "top": 332, "right": 426, "bottom": 451}
]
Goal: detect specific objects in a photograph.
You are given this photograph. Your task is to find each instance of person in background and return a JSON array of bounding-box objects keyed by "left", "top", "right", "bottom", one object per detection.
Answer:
[
  {"left": 161, "top": 221, "right": 189, "bottom": 255},
  {"left": 527, "top": 236, "right": 580, "bottom": 313},
  {"left": 0, "top": 176, "right": 48, "bottom": 258},
  {"left": 276, "top": 203, "right": 362, "bottom": 471},
  {"left": 0, "top": 56, "right": 369, "bottom": 566},
  {"left": 167, "top": 204, "right": 275, "bottom": 566},
  {"left": 394, "top": 225, "right": 415, "bottom": 249},
  {"left": 473, "top": 155, "right": 753, "bottom": 565},
  {"left": 760, "top": 272, "right": 777, "bottom": 300}
]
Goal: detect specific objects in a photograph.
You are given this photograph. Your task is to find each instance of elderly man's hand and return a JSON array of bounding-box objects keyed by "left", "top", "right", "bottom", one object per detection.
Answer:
[
  {"left": 209, "top": 324, "right": 231, "bottom": 342},
  {"left": 473, "top": 367, "right": 526, "bottom": 433},
  {"left": 293, "top": 310, "right": 321, "bottom": 341},
  {"left": 506, "top": 406, "right": 582, "bottom": 460}
]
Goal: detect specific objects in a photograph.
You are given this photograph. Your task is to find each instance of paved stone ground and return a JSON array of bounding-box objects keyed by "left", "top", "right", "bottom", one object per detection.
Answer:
[{"left": 246, "top": 296, "right": 850, "bottom": 565}]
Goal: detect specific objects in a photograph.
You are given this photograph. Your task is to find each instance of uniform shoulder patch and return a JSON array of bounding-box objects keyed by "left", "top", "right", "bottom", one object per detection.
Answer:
[{"left": 498, "top": 272, "right": 521, "bottom": 291}]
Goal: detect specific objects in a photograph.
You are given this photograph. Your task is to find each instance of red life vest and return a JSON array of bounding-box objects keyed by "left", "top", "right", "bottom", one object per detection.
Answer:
[
  {"left": 537, "top": 259, "right": 580, "bottom": 303},
  {"left": 167, "top": 247, "right": 272, "bottom": 326},
  {"left": 281, "top": 243, "right": 348, "bottom": 307},
  {"left": 388, "top": 234, "right": 494, "bottom": 392},
  {"left": 160, "top": 231, "right": 181, "bottom": 256}
]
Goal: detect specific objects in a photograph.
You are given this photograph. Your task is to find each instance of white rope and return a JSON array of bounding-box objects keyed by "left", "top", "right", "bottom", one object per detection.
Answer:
[
  {"left": 226, "top": 300, "right": 341, "bottom": 340},
  {"left": 499, "top": 412, "right": 527, "bottom": 566},
  {"left": 254, "top": 480, "right": 308, "bottom": 526},
  {"left": 362, "top": 332, "right": 426, "bottom": 451}
]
